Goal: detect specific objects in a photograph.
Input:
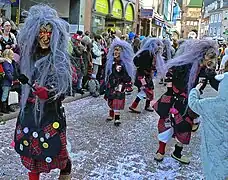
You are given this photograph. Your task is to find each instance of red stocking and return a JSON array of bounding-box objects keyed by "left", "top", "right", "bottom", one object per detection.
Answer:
[{"left": 28, "top": 172, "right": 40, "bottom": 180}]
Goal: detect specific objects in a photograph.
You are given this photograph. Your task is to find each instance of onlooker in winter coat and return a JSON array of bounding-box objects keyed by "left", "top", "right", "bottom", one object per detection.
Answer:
[
  {"left": 81, "top": 36, "right": 93, "bottom": 87},
  {"left": 0, "top": 21, "right": 17, "bottom": 52},
  {"left": 71, "top": 34, "right": 86, "bottom": 94},
  {"left": 132, "top": 38, "right": 141, "bottom": 53},
  {"left": 92, "top": 35, "right": 102, "bottom": 78},
  {"left": 188, "top": 64, "right": 228, "bottom": 180},
  {"left": 219, "top": 47, "right": 228, "bottom": 73},
  {"left": 1, "top": 49, "right": 14, "bottom": 113}
]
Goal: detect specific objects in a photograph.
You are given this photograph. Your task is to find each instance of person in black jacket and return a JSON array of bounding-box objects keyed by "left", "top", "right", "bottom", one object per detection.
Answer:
[{"left": 129, "top": 38, "right": 165, "bottom": 114}]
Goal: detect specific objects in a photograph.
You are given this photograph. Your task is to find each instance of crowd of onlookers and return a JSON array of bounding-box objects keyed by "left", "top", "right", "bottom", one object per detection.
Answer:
[{"left": 0, "top": 18, "right": 20, "bottom": 116}]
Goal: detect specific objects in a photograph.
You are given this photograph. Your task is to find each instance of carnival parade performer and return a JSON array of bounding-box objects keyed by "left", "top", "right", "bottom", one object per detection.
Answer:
[
  {"left": 129, "top": 38, "right": 166, "bottom": 113},
  {"left": 104, "top": 39, "right": 135, "bottom": 126},
  {"left": 153, "top": 39, "right": 218, "bottom": 164},
  {"left": 13, "top": 5, "right": 72, "bottom": 180},
  {"left": 159, "top": 39, "right": 173, "bottom": 85}
]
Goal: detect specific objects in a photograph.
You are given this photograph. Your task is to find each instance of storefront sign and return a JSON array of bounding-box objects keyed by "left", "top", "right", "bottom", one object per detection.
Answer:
[
  {"left": 125, "top": 4, "right": 134, "bottom": 21},
  {"left": 155, "top": 20, "right": 163, "bottom": 27},
  {"left": 95, "top": 0, "right": 109, "bottom": 15},
  {"left": 141, "top": 9, "right": 153, "bottom": 18},
  {"left": 112, "top": 0, "right": 123, "bottom": 19},
  {"left": 0, "top": 0, "right": 19, "bottom": 5}
]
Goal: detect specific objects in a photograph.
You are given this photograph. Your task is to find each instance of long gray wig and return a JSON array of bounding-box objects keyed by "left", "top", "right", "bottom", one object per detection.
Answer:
[
  {"left": 19, "top": 5, "right": 72, "bottom": 123},
  {"left": 136, "top": 38, "right": 166, "bottom": 76},
  {"left": 165, "top": 39, "right": 218, "bottom": 92},
  {"left": 105, "top": 39, "right": 136, "bottom": 82}
]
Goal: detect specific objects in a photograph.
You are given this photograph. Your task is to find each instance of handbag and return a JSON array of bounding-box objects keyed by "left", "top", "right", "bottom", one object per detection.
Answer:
[{"left": 8, "top": 91, "right": 19, "bottom": 105}]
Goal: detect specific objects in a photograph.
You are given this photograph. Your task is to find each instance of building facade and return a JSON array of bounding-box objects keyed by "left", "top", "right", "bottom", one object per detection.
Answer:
[
  {"left": 140, "top": 0, "right": 174, "bottom": 37},
  {"left": 205, "top": 0, "right": 228, "bottom": 40},
  {"left": 90, "top": 0, "right": 136, "bottom": 34},
  {"left": 180, "top": 0, "right": 203, "bottom": 38},
  {"left": 20, "top": 0, "right": 85, "bottom": 33}
]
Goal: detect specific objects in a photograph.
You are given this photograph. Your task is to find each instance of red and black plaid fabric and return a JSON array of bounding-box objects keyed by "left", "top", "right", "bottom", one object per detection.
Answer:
[
  {"left": 108, "top": 99, "right": 125, "bottom": 110},
  {"left": 175, "top": 131, "right": 192, "bottom": 145},
  {"left": 144, "top": 87, "right": 154, "bottom": 101},
  {"left": 157, "top": 117, "right": 192, "bottom": 144},
  {"left": 30, "top": 138, "right": 41, "bottom": 156},
  {"left": 20, "top": 132, "right": 69, "bottom": 173},
  {"left": 43, "top": 124, "right": 58, "bottom": 138},
  {"left": 15, "top": 125, "right": 24, "bottom": 141},
  {"left": 158, "top": 118, "right": 170, "bottom": 133}
]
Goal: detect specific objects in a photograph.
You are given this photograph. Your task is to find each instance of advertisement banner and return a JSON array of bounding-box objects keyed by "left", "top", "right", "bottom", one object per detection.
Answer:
[{"left": 0, "top": 0, "right": 19, "bottom": 5}]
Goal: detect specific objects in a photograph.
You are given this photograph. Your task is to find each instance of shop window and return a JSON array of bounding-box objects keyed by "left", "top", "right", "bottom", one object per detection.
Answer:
[
  {"left": 210, "top": 27, "right": 213, "bottom": 35},
  {"left": 211, "top": 15, "right": 214, "bottom": 23},
  {"left": 218, "top": 13, "right": 222, "bottom": 22},
  {"left": 217, "top": 28, "right": 221, "bottom": 36},
  {"left": 214, "top": 14, "right": 218, "bottom": 23}
]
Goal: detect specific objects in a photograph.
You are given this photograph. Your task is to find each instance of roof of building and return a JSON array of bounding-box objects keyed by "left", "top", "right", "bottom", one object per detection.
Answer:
[
  {"left": 187, "top": 0, "right": 203, "bottom": 8},
  {"left": 208, "top": 6, "right": 228, "bottom": 13}
]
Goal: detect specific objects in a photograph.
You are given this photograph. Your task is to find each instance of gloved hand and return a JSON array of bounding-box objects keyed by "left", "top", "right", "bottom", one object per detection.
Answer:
[{"left": 33, "top": 84, "right": 49, "bottom": 100}]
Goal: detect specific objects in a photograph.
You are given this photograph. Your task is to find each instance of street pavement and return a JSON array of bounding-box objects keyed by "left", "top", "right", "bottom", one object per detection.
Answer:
[{"left": 0, "top": 80, "right": 217, "bottom": 180}]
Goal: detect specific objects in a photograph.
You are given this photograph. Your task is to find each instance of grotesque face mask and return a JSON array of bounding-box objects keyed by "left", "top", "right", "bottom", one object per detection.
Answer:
[
  {"left": 114, "top": 46, "right": 122, "bottom": 59},
  {"left": 203, "top": 48, "right": 217, "bottom": 70},
  {"left": 38, "top": 23, "right": 52, "bottom": 49}
]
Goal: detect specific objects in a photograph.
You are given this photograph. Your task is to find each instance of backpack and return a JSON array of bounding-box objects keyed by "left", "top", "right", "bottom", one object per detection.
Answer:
[
  {"left": 87, "top": 79, "right": 100, "bottom": 97},
  {"left": 0, "top": 63, "right": 5, "bottom": 81},
  {"left": 71, "top": 65, "right": 78, "bottom": 85}
]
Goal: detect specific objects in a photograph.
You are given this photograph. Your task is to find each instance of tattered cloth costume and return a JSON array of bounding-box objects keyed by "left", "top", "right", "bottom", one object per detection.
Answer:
[
  {"left": 104, "top": 39, "right": 135, "bottom": 125},
  {"left": 13, "top": 5, "right": 72, "bottom": 180},
  {"left": 153, "top": 39, "right": 219, "bottom": 164},
  {"left": 129, "top": 38, "right": 165, "bottom": 113}
]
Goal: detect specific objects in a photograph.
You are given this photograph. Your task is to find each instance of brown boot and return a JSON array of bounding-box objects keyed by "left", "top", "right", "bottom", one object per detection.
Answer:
[
  {"left": 59, "top": 159, "right": 72, "bottom": 180},
  {"left": 58, "top": 174, "right": 71, "bottom": 180}
]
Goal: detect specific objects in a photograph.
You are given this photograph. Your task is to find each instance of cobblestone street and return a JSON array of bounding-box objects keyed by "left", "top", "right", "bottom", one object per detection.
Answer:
[{"left": 0, "top": 81, "right": 217, "bottom": 180}]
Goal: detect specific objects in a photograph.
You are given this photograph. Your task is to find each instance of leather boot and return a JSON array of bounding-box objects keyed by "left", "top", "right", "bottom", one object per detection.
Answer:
[
  {"left": 59, "top": 175, "right": 71, "bottom": 180},
  {"left": 2, "top": 102, "right": 9, "bottom": 114},
  {"left": 59, "top": 159, "right": 72, "bottom": 180},
  {"left": 171, "top": 144, "right": 190, "bottom": 164},
  {"left": 0, "top": 101, "right": 3, "bottom": 116}
]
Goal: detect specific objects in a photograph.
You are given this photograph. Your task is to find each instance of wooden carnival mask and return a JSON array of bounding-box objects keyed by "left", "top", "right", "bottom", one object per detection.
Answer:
[
  {"left": 114, "top": 46, "right": 122, "bottom": 59},
  {"left": 203, "top": 48, "right": 217, "bottom": 69},
  {"left": 38, "top": 23, "right": 52, "bottom": 49}
]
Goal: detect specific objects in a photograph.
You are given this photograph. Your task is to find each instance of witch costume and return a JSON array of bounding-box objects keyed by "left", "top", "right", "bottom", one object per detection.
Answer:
[
  {"left": 13, "top": 5, "right": 72, "bottom": 180},
  {"left": 104, "top": 39, "right": 135, "bottom": 126},
  {"left": 153, "top": 39, "right": 219, "bottom": 164},
  {"left": 129, "top": 38, "right": 166, "bottom": 113}
]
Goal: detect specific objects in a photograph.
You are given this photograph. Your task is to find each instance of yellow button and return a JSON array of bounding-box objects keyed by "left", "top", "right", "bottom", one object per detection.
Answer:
[
  {"left": 43, "top": 143, "right": 49, "bottom": 149},
  {"left": 23, "top": 140, "right": 29, "bottom": 146},
  {"left": 53, "top": 122, "right": 60, "bottom": 129}
]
